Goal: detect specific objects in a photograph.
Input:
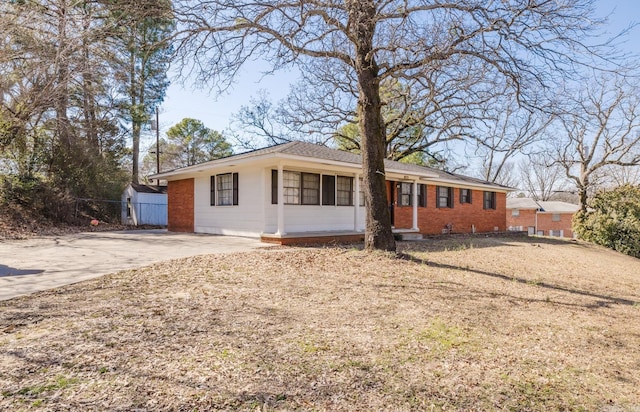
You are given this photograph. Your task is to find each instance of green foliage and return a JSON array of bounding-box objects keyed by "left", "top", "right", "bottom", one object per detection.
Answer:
[
  {"left": 333, "top": 79, "right": 449, "bottom": 167},
  {"left": 573, "top": 185, "right": 640, "bottom": 258},
  {"left": 163, "top": 118, "right": 232, "bottom": 168}
]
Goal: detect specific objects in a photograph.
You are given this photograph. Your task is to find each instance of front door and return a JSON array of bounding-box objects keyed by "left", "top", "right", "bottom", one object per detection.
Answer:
[{"left": 386, "top": 180, "right": 395, "bottom": 227}]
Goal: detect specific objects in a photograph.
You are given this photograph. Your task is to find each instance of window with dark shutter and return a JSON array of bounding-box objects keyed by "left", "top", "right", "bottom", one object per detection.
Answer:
[
  {"left": 483, "top": 191, "right": 496, "bottom": 210},
  {"left": 437, "top": 186, "right": 453, "bottom": 208},
  {"left": 460, "top": 188, "right": 472, "bottom": 204}
]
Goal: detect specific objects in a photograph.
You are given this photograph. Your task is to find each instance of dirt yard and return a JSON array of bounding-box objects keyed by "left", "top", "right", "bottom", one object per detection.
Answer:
[{"left": 1, "top": 236, "right": 639, "bottom": 411}]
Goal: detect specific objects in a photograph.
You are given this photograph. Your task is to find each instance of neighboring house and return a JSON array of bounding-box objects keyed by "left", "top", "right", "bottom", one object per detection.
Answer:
[
  {"left": 121, "top": 183, "right": 168, "bottom": 226},
  {"left": 506, "top": 198, "right": 580, "bottom": 238},
  {"left": 151, "top": 141, "right": 512, "bottom": 244}
]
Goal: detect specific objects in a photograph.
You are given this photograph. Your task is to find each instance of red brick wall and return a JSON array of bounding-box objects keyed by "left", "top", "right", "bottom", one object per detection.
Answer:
[
  {"left": 168, "top": 178, "right": 194, "bottom": 233},
  {"left": 391, "top": 185, "right": 506, "bottom": 235},
  {"left": 506, "top": 209, "right": 575, "bottom": 237},
  {"left": 506, "top": 209, "right": 537, "bottom": 231},
  {"left": 537, "top": 213, "right": 575, "bottom": 238}
]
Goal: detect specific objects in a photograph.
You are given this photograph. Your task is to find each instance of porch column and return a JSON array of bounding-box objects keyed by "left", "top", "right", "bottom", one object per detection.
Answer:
[
  {"left": 276, "top": 163, "right": 286, "bottom": 235},
  {"left": 354, "top": 173, "right": 361, "bottom": 231},
  {"left": 412, "top": 181, "right": 419, "bottom": 230}
]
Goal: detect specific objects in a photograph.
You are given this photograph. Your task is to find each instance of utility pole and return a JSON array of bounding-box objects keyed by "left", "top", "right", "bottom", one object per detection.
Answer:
[
  {"left": 150, "top": 107, "right": 161, "bottom": 185},
  {"left": 155, "top": 107, "right": 160, "bottom": 177}
]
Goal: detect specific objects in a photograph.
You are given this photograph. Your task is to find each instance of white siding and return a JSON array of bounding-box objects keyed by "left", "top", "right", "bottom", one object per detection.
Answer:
[
  {"left": 263, "top": 168, "right": 366, "bottom": 234},
  {"left": 194, "top": 166, "right": 265, "bottom": 237},
  {"left": 263, "top": 204, "right": 366, "bottom": 233}
]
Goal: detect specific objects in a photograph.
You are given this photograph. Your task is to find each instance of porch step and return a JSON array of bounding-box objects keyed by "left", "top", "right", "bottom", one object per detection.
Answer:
[{"left": 398, "top": 233, "right": 423, "bottom": 241}]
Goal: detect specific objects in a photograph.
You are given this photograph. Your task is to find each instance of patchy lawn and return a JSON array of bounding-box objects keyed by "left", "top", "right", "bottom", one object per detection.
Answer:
[{"left": 1, "top": 236, "right": 639, "bottom": 411}]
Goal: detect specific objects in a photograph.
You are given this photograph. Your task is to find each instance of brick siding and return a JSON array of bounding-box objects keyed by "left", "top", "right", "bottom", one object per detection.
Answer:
[
  {"left": 506, "top": 209, "right": 537, "bottom": 232},
  {"left": 391, "top": 185, "right": 506, "bottom": 235},
  {"left": 168, "top": 178, "right": 194, "bottom": 232},
  {"left": 537, "top": 213, "right": 575, "bottom": 238},
  {"left": 506, "top": 208, "right": 575, "bottom": 238}
]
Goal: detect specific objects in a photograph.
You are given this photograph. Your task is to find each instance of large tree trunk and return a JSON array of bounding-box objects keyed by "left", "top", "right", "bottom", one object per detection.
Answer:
[{"left": 352, "top": 0, "right": 396, "bottom": 252}]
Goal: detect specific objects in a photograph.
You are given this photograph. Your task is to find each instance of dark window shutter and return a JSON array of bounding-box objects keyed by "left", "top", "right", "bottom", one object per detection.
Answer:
[
  {"left": 271, "top": 170, "right": 277, "bottom": 204},
  {"left": 210, "top": 176, "right": 216, "bottom": 206},
  {"left": 448, "top": 187, "right": 454, "bottom": 208},
  {"left": 322, "top": 175, "right": 336, "bottom": 205},
  {"left": 232, "top": 173, "right": 239, "bottom": 205},
  {"left": 397, "top": 183, "right": 402, "bottom": 207},
  {"left": 419, "top": 184, "right": 426, "bottom": 207}
]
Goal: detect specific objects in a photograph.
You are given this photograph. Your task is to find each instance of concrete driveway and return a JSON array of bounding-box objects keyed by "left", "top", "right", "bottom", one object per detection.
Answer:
[{"left": 0, "top": 230, "right": 271, "bottom": 301}]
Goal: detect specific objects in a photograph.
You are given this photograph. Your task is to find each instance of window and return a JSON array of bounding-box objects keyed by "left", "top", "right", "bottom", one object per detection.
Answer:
[
  {"left": 483, "top": 191, "right": 496, "bottom": 210},
  {"left": 460, "top": 188, "right": 472, "bottom": 204},
  {"left": 211, "top": 173, "right": 238, "bottom": 206},
  {"left": 398, "top": 182, "right": 412, "bottom": 206},
  {"left": 283, "top": 171, "right": 301, "bottom": 204},
  {"left": 418, "top": 184, "right": 427, "bottom": 207},
  {"left": 337, "top": 176, "right": 354, "bottom": 206},
  {"left": 215, "top": 173, "right": 238, "bottom": 206},
  {"left": 437, "top": 186, "right": 453, "bottom": 208},
  {"left": 552, "top": 213, "right": 561, "bottom": 222},
  {"left": 302, "top": 173, "right": 320, "bottom": 205},
  {"left": 273, "top": 172, "right": 355, "bottom": 206},
  {"left": 275, "top": 170, "right": 321, "bottom": 205},
  {"left": 512, "top": 208, "right": 520, "bottom": 217},
  {"left": 322, "top": 175, "right": 335, "bottom": 205}
]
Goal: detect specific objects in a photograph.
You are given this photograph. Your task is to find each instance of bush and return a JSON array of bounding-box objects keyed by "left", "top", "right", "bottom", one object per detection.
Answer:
[
  {"left": 573, "top": 185, "right": 640, "bottom": 258},
  {"left": 0, "top": 175, "right": 76, "bottom": 223}
]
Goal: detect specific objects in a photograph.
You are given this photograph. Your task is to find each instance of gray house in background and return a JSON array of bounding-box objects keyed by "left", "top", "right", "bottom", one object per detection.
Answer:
[{"left": 121, "top": 183, "right": 168, "bottom": 226}]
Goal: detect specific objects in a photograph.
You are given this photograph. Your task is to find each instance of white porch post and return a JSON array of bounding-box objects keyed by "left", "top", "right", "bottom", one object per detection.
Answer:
[
  {"left": 412, "top": 181, "right": 419, "bottom": 230},
  {"left": 276, "top": 163, "right": 286, "bottom": 235},
  {"left": 354, "top": 173, "right": 361, "bottom": 231}
]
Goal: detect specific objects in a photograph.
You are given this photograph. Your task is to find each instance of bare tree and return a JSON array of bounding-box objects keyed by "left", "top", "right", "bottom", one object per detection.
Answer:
[
  {"left": 173, "top": 0, "right": 617, "bottom": 251},
  {"left": 229, "top": 90, "right": 298, "bottom": 149},
  {"left": 518, "top": 154, "right": 567, "bottom": 201},
  {"left": 470, "top": 95, "right": 553, "bottom": 184},
  {"left": 598, "top": 164, "right": 640, "bottom": 187},
  {"left": 553, "top": 74, "right": 640, "bottom": 212}
]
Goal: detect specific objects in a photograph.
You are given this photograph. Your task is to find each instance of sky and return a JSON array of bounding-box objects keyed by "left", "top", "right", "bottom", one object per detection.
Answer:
[{"left": 148, "top": 1, "right": 640, "bottom": 155}]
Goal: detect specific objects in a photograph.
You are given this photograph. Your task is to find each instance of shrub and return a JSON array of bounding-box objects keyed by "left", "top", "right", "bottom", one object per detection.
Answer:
[{"left": 573, "top": 185, "right": 640, "bottom": 258}]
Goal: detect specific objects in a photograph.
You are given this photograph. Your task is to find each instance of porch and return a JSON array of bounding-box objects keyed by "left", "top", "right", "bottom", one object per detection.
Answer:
[{"left": 260, "top": 228, "right": 422, "bottom": 245}]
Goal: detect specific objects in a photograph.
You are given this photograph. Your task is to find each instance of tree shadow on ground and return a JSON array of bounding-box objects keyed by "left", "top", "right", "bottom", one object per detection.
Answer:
[
  {"left": 397, "top": 253, "right": 638, "bottom": 307},
  {"left": 397, "top": 234, "right": 593, "bottom": 254}
]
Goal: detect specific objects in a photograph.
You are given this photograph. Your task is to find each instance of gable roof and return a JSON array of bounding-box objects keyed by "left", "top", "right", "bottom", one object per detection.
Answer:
[
  {"left": 151, "top": 141, "right": 512, "bottom": 192},
  {"left": 506, "top": 197, "right": 579, "bottom": 213}
]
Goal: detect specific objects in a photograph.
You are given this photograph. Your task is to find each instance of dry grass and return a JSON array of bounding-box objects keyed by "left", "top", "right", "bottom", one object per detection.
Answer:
[{"left": 1, "top": 236, "right": 640, "bottom": 411}]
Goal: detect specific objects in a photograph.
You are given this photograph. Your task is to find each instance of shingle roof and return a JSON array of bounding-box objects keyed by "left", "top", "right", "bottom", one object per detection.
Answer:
[
  {"left": 506, "top": 197, "right": 541, "bottom": 210},
  {"left": 130, "top": 183, "right": 168, "bottom": 194},
  {"left": 153, "top": 141, "right": 512, "bottom": 191},
  {"left": 537, "top": 201, "right": 580, "bottom": 213},
  {"left": 506, "top": 198, "right": 580, "bottom": 213}
]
